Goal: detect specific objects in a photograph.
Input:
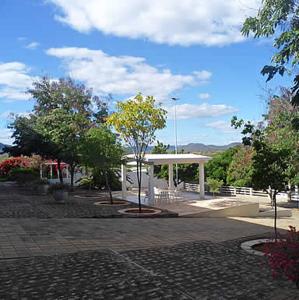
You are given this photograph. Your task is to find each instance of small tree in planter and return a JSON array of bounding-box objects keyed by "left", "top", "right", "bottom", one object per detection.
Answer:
[
  {"left": 232, "top": 117, "right": 290, "bottom": 240},
  {"left": 80, "top": 126, "right": 123, "bottom": 204},
  {"left": 108, "top": 94, "right": 166, "bottom": 212},
  {"left": 48, "top": 184, "right": 70, "bottom": 202},
  {"left": 207, "top": 178, "right": 223, "bottom": 197}
]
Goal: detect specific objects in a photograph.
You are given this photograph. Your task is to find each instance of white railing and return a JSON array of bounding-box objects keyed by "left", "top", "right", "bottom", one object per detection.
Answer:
[{"left": 184, "top": 182, "right": 299, "bottom": 201}]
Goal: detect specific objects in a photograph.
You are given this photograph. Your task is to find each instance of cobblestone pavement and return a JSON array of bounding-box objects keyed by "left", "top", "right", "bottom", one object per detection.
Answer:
[
  {"left": 0, "top": 241, "right": 298, "bottom": 299},
  {"left": 0, "top": 217, "right": 279, "bottom": 259},
  {"left": 0, "top": 182, "right": 176, "bottom": 218}
]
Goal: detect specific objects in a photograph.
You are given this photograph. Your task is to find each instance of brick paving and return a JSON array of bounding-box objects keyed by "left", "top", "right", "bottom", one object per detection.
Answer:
[
  {"left": 0, "top": 182, "right": 298, "bottom": 298},
  {"left": 0, "top": 182, "right": 176, "bottom": 218},
  {"left": 0, "top": 217, "right": 279, "bottom": 259},
  {"left": 0, "top": 241, "right": 298, "bottom": 299}
]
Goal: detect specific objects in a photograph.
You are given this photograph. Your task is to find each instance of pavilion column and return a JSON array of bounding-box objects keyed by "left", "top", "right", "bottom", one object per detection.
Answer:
[
  {"left": 168, "top": 164, "right": 174, "bottom": 190},
  {"left": 199, "top": 162, "right": 205, "bottom": 200},
  {"left": 121, "top": 164, "right": 127, "bottom": 199},
  {"left": 148, "top": 164, "right": 154, "bottom": 204}
]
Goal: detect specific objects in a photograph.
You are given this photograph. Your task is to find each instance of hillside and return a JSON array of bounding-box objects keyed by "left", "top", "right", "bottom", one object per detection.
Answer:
[{"left": 125, "top": 142, "right": 240, "bottom": 155}]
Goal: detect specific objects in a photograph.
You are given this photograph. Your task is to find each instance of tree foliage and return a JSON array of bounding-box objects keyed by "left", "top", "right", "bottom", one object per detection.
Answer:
[
  {"left": 107, "top": 93, "right": 167, "bottom": 211},
  {"left": 7, "top": 77, "right": 108, "bottom": 186},
  {"left": 80, "top": 126, "right": 123, "bottom": 203},
  {"left": 242, "top": 0, "right": 299, "bottom": 105},
  {"left": 205, "top": 147, "right": 238, "bottom": 185},
  {"left": 227, "top": 146, "right": 254, "bottom": 187}
]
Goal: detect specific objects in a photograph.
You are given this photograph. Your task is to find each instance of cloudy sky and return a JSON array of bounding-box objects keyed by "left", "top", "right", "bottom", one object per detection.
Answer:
[{"left": 0, "top": 0, "right": 292, "bottom": 145}]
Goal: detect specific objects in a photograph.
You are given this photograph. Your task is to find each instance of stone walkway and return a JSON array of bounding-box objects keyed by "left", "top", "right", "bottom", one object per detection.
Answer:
[
  {"left": 0, "top": 217, "right": 282, "bottom": 259},
  {"left": 0, "top": 241, "right": 297, "bottom": 299}
]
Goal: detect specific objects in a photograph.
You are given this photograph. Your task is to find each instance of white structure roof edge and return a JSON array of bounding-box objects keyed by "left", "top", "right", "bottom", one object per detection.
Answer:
[{"left": 125, "top": 153, "right": 211, "bottom": 165}]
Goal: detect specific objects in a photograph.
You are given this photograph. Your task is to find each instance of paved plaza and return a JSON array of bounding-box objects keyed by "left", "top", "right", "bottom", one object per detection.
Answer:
[{"left": 0, "top": 182, "right": 298, "bottom": 299}]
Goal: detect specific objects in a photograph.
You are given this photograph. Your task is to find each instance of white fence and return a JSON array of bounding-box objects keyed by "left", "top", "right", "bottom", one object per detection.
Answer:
[{"left": 184, "top": 182, "right": 299, "bottom": 201}]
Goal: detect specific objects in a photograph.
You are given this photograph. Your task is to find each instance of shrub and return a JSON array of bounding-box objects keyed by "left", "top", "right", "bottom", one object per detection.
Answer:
[
  {"left": 0, "top": 157, "right": 31, "bottom": 177},
  {"left": 207, "top": 178, "right": 223, "bottom": 196},
  {"left": 8, "top": 168, "right": 39, "bottom": 183},
  {"left": 265, "top": 226, "right": 299, "bottom": 288}
]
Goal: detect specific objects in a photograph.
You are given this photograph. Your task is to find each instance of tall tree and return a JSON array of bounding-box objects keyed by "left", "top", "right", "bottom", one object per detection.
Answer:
[
  {"left": 242, "top": 0, "right": 299, "bottom": 106},
  {"left": 107, "top": 93, "right": 166, "bottom": 212},
  {"left": 27, "top": 77, "right": 107, "bottom": 185},
  {"left": 232, "top": 117, "right": 290, "bottom": 239},
  {"left": 80, "top": 127, "right": 123, "bottom": 203}
]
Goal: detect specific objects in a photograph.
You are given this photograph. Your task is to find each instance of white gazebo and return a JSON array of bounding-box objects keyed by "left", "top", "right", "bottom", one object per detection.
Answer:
[{"left": 121, "top": 153, "right": 211, "bottom": 203}]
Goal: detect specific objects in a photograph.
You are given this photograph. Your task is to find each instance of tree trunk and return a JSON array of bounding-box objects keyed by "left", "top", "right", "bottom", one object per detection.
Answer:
[
  {"left": 136, "top": 159, "right": 142, "bottom": 213},
  {"left": 57, "top": 159, "right": 63, "bottom": 184},
  {"left": 104, "top": 170, "right": 113, "bottom": 204},
  {"left": 70, "top": 164, "right": 75, "bottom": 188},
  {"left": 273, "top": 192, "right": 278, "bottom": 241},
  {"left": 287, "top": 182, "right": 292, "bottom": 202}
]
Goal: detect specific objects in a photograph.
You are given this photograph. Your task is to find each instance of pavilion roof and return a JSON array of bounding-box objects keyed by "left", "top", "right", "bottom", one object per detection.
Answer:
[{"left": 125, "top": 153, "right": 211, "bottom": 165}]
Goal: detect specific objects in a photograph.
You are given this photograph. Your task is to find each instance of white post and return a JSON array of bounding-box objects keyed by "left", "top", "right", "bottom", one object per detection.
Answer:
[
  {"left": 50, "top": 164, "right": 53, "bottom": 179},
  {"left": 121, "top": 164, "right": 127, "bottom": 199},
  {"left": 40, "top": 165, "right": 43, "bottom": 179},
  {"left": 168, "top": 164, "right": 174, "bottom": 190},
  {"left": 148, "top": 164, "right": 154, "bottom": 204},
  {"left": 199, "top": 163, "right": 205, "bottom": 200},
  {"left": 249, "top": 188, "right": 253, "bottom": 196}
]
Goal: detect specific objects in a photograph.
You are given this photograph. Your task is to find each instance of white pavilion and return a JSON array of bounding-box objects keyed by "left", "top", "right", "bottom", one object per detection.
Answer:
[{"left": 121, "top": 153, "right": 211, "bottom": 203}]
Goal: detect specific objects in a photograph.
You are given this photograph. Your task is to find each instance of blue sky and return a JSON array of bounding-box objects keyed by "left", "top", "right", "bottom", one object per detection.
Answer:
[{"left": 0, "top": 0, "right": 292, "bottom": 146}]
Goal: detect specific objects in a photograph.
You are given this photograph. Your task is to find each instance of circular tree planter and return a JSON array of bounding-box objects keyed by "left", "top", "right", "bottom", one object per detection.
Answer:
[
  {"left": 241, "top": 239, "right": 277, "bottom": 256},
  {"left": 94, "top": 200, "right": 129, "bottom": 206},
  {"left": 118, "top": 207, "right": 162, "bottom": 217},
  {"left": 52, "top": 190, "right": 69, "bottom": 203},
  {"left": 74, "top": 194, "right": 101, "bottom": 199}
]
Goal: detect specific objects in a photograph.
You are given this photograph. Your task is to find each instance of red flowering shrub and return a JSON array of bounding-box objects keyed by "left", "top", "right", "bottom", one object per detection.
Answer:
[
  {"left": 264, "top": 226, "right": 299, "bottom": 288},
  {"left": 0, "top": 157, "right": 31, "bottom": 177}
]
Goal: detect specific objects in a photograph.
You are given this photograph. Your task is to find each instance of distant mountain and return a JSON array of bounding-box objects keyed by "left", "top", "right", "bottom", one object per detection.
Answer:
[
  {"left": 124, "top": 142, "right": 240, "bottom": 154},
  {"left": 175, "top": 142, "right": 241, "bottom": 153}
]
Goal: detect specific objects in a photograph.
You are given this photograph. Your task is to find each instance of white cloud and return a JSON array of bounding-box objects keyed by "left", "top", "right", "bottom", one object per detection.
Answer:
[
  {"left": 49, "top": 0, "right": 260, "bottom": 46},
  {"left": 206, "top": 120, "right": 238, "bottom": 133},
  {"left": 0, "top": 62, "right": 35, "bottom": 101},
  {"left": 25, "top": 42, "right": 40, "bottom": 49},
  {"left": 166, "top": 103, "right": 238, "bottom": 120},
  {"left": 0, "top": 128, "right": 13, "bottom": 145},
  {"left": 198, "top": 93, "right": 211, "bottom": 100},
  {"left": 47, "top": 47, "right": 212, "bottom": 100}
]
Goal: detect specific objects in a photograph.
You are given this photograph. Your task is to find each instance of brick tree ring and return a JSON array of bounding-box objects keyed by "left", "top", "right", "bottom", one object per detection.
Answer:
[
  {"left": 118, "top": 207, "right": 162, "bottom": 217},
  {"left": 94, "top": 200, "right": 129, "bottom": 206}
]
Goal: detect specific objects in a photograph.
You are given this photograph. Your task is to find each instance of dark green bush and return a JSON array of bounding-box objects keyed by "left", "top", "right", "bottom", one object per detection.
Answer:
[{"left": 8, "top": 168, "right": 39, "bottom": 183}]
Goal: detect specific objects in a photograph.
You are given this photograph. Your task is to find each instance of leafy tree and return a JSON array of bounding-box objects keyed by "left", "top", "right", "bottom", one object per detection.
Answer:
[
  {"left": 232, "top": 117, "right": 290, "bottom": 239},
  {"left": 5, "top": 115, "right": 59, "bottom": 160},
  {"left": 227, "top": 146, "right": 254, "bottom": 187},
  {"left": 207, "top": 178, "right": 223, "bottom": 197},
  {"left": 205, "top": 147, "right": 238, "bottom": 184},
  {"left": 80, "top": 127, "right": 123, "bottom": 203},
  {"left": 107, "top": 93, "right": 167, "bottom": 212},
  {"left": 152, "top": 141, "right": 169, "bottom": 178},
  {"left": 241, "top": 0, "right": 299, "bottom": 106},
  {"left": 28, "top": 77, "right": 108, "bottom": 185}
]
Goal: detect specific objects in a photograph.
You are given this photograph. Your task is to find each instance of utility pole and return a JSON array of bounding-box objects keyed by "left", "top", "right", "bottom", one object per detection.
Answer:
[{"left": 171, "top": 97, "right": 179, "bottom": 188}]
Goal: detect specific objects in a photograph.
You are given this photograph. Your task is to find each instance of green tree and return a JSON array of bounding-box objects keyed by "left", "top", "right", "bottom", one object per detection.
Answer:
[
  {"left": 80, "top": 127, "right": 123, "bottom": 203},
  {"left": 232, "top": 117, "right": 290, "bottom": 239},
  {"left": 205, "top": 147, "right": 238, "bottom": 184},
  {"left": 107, "top": 93, "right": 167, "bottom": 212},
  {"left": 207, "top": 178, "right": 223, "bottom": 197},
  {"left": 241, "top": 0, "right": 299, "bottom": 105},
  {"left": 27, "top": 77, "right": 107, "bottom": 185},
  {"left": 152, "top": 141, "right": 169, "bottom": 178},
  {"left": 226, "top": 146, "right": 254, "bottom": 187}
]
